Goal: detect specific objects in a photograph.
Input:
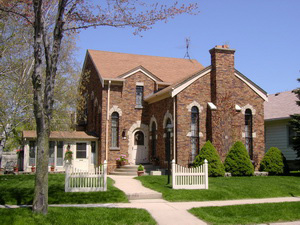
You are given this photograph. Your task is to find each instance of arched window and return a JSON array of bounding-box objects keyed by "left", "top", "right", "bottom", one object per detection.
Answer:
[
  {"left": 134, "top": 131, "right": 144, "bottom": 145},
  {"left": 111, "top": 112, "right": 119, "bottom": 147},
  {"left": 245, "top": 109, "right": 253, "bottom": 159},
  {"left": 191, "top": 106, "right": 199, "bottom": 162},
  {"left": 151, "top": 122, "right": 157, "bottom": 157},
  {"left": 165, "top": 118, "right": 172, "bottom": 161}
]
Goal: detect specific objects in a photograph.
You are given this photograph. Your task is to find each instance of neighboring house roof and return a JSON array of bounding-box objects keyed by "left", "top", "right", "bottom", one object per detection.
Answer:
[
  {"left": 22, "top": 131, "right": 98, "bottom": 140},
  {"left": 264, "top": 90, "right": 300, "bottom": 121},
  {"left": 87, "top": 50, "right": 204, "bottom": 83}
]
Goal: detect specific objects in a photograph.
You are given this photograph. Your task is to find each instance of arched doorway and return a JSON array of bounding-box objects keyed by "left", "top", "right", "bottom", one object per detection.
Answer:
[{"left": 132, "top": 130, "right": 148, "bottom": 164}]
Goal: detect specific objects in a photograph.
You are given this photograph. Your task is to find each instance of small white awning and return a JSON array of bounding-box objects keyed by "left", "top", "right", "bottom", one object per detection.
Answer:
[
  {"left": 235, "top": 104, "right": 242, "bottom": 111},
  {"left": 208, "top": 102, "right": 217, "bottom": 110}
]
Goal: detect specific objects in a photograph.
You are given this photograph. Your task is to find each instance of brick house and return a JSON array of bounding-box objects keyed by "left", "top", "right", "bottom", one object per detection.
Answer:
[{"left": 77, "top": 45, "right": 268, "bottom": 172}]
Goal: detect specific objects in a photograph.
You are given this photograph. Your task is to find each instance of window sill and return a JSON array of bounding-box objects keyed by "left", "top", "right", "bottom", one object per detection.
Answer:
[
  {"left": 135, "top": 105, "right": 143, "bottom": 109},
  {"left": 110, "top": 147, "right": 120, "bottom": 151}
]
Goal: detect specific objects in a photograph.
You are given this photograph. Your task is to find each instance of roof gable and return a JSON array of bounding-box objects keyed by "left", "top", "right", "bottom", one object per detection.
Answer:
[
  {"left": 118, "top": 65, "right": 163, "bottom": 82},
  {"left": 87, "top": 50, "right": 203, "bottom": 83}
]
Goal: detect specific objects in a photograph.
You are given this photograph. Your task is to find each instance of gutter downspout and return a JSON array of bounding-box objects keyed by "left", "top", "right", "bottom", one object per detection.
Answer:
[
  {"left": 173, "top": 95, "right": 176, "bottom": 163},
  {"left": 105, "top": 80, "right": 111, "bottom": 161}
]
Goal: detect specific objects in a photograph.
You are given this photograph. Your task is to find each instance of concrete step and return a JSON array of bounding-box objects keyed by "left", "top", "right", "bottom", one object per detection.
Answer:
[{"left": 110, "top": 164, "right": 160, "bottom": 176}]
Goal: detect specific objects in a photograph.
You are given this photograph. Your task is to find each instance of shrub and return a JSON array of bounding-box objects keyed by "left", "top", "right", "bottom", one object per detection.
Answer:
[
  {"left": 193, "top": 140, "right": 225, "bottom": 177},
  {"left": 224, "top": 141, "right": 254, "bottom": 176},
  {"left": 260, "top": 147, "right": 289, "bottom": 175}
]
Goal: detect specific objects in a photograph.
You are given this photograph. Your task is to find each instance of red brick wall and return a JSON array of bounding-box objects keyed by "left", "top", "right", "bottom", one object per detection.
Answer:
[
  {"left": 100, "top": 71, "right": 156, "bottom": 171},
  {"left": 81, "top": 47, "right": 265, "bottom": 172}
]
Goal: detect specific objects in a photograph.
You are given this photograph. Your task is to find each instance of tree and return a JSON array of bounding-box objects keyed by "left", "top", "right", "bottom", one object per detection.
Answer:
[
  {"left": 259, "top": 147, "right": 289, "bottom": 175},
  {"left": 289, "top": 82, "right": 300, "bottom": 158},
  {"left": 193, "top": 141, "right": 225, "bottom": 177},
  {"left": 224, "top": 141, "right": 254, "bottom": 176},
  {"left": 0, "top": 0, "right": 198, "bottom": 214}
]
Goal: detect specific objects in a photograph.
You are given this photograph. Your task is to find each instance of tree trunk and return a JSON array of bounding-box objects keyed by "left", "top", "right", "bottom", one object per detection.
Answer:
[{"left": 32, "top": 0, "right": 49, "bottom": 214}]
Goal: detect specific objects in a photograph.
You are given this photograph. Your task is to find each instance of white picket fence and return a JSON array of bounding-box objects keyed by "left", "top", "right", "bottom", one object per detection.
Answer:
[
  {"left": 172, "top": 159, "right": 208, "bottom": 189},
  {"left": 65, "top": 160, "right": 107, "bottom": 192}
]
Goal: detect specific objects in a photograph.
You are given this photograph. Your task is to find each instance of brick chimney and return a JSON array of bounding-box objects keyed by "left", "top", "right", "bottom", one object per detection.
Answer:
[{"left": 209, "top": 45, "right": 235, "bottom": 104}]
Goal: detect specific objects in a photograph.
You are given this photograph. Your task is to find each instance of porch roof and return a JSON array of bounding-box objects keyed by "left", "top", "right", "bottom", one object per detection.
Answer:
[{"left": 22, "top": 130, "right": 98, "bottom": 140}]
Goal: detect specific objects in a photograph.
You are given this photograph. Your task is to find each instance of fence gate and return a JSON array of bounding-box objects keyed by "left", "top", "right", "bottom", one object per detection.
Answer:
[
  {"left": 65, "top": 160, "right": 107, "bottom": 192},
  {"left": 172, "top": 159, "right": 208, "bottom": 189}
]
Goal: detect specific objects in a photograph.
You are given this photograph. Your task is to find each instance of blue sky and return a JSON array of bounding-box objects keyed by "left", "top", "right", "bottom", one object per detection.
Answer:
[{"left": 76, "top": 0, "right": 300, "bottom": 94}]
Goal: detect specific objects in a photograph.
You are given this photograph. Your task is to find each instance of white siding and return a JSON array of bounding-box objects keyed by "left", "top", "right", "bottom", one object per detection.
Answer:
[{"left": 265, "top": 120, "right": 298, "bottom": 160}]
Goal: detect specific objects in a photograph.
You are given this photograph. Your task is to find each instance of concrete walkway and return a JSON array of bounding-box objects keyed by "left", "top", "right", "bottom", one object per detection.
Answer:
[{"left": 108, "top": 175, "right": 162, "bottom": 200}]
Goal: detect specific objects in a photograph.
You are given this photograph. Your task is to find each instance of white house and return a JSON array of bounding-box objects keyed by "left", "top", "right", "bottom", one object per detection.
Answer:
[
  {"left": 22, "top": 130, "right": 98, "bottom": 172},
  {"left": 264, "top": 90, "right": 300, "bottom": 170}
]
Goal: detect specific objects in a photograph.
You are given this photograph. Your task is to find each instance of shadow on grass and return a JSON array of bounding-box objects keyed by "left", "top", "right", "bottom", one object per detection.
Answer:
[{"left": 0, "top": 174, "right": 128, "bottom": 205}]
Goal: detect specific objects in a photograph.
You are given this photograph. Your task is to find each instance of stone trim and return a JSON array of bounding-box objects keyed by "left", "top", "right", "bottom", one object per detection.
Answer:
[
  {"left": 208, "top": 102, "right": 217, "bottom": 110},
  {"left": 149, "top": 115, "right": 158, "bottom": 131},
  {"left": 136, "top": 82, "right": 144, "bottom": 86},
  {"left": 186, "top": 101, "right": 203, "bottom": 113},
  {"left": 241, "top": 104, "right": 256, "bottom": 115},
  {"left": 127, "top": 121, "right": 149, "bottom": 164},
  {"left": 163, "top": 110, "right": 173, "bottom": 129},
  {"left": 186, "top": 132, "right": 203, "bottom": 137},
  {"left": 235, "top": 104, "right": 241, "bottom": 111},
  {"left": 109, "top": 105, "right": 122, "bottom": 116},
  {"left": 242, "top": 132, "right": 256, "bottom": 138}
]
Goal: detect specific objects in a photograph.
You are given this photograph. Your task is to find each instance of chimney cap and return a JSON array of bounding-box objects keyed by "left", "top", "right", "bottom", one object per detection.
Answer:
[
  {"left": 209, "top": 45, "right": 235, "bottom": 54},
  {"left": 215, "top": 44, "right": 229, "bottom": 49}
]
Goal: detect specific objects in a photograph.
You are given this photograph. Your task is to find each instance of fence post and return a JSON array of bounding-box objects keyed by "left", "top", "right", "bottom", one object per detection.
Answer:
[
  {"left": 65, "top": 162, "right": 71, "bottom": 192},
  {"left": 103, "top": 160, "right": 107, "bottom": 191},
  {"left": 172, "top": 159, "right": 175, "bottom": 188},
  {"left": 204, "top": 159, "right": 208, "bottom": 189}
]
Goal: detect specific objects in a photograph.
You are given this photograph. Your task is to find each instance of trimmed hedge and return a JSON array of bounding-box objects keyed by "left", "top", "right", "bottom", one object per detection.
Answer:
[
  {"left": 193, "top": 140, "right": 225, "bottom": 177},
  {"left": 260, "top": 147, "right": 289, "bottom": 175},
  {"left": 224, "top": 141, "right": 254, "bottom": 176}
]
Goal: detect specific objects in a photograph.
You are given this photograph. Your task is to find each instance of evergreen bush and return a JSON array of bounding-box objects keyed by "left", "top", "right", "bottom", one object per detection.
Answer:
[
  {"left": 224, "top": 141, "right": 254, "bottom": 176},
  {"left": 193, "top": 140, "right": 225, "bottom": 177},
  {"left": 260, "top": 147, "right": 289, "bottom": 175}
]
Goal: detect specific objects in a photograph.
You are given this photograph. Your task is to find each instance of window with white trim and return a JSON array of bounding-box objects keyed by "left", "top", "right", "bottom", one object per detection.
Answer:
[
  {"left": 29, "top": 141, "right": 36, "bottom": 166},
  {"left": 56, "top": 141, "right": 63, "bottom": 166},
  {"left": 111, "top": 112, "right": 119, "bottom": 147},
  {"left": 76, "top": 143, "right": 87, "bottom": 158},
  {"left": 245, "top": 109, "right": 253, "bottom": 159},
  {"left": 136, "top": 86, "right": 144, "bottom": 107},
  {"left": 190, "top": 106, "right": 199, "bottom": 162}
]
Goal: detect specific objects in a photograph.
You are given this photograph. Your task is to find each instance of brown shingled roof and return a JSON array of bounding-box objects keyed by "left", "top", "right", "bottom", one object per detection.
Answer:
[
  {"left": 23, "top": 131, "right": 98, "bottom": 140},
  {"left": 264, "top": 90, "right": 300, "bottom": 120},
  {"left": 87, "top": 50, "right": 204, "bottom": 83}
]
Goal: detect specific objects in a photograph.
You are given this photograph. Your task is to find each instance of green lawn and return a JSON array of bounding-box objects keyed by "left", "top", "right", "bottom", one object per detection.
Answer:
[
  {"left": 189, "top": 202, "right": 300, "bottom": 225},
  {"left": 136, "top": 175, "right": 300, "bottom": 201},
  {"left": 0, "top": 207, "right": 156, "bottom": 225},
  {"left": 0, "top": 174, "right": 128, "bottom": 205}
]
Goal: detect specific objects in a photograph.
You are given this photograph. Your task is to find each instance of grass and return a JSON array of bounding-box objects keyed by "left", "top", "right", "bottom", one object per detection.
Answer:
[
  {"left": 0, "top": 174, "right": 128, "bottom": 205},
  {"left": 136, "top": 175, "right": 300, "bottom": 201},
  {"left": 0, "top": 207, "right": 156, "bottom": 225},
  {"left": 189, "top": 201, "right": 300, "bottom": 225}
]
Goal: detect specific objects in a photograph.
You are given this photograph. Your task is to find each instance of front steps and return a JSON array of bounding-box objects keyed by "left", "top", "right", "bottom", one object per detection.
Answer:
[{"left": 110, "top": 164, "right": 161, "bottom": 176}]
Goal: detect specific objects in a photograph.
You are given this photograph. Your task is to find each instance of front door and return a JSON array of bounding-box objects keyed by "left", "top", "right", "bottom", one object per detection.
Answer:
[
  {"left": 132, "top": 131, "right": 148, "bottom": 164},
  {"left": 73, "top": 142, "right": 89, "bottom": 171}
]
